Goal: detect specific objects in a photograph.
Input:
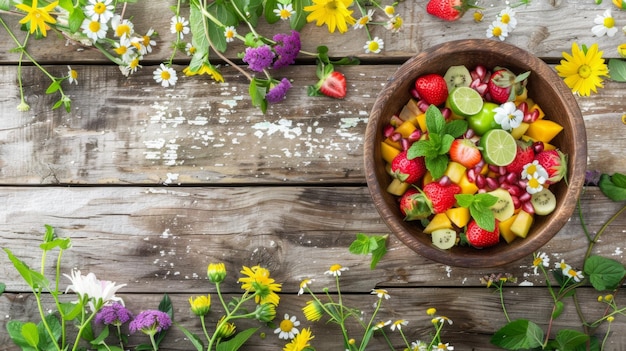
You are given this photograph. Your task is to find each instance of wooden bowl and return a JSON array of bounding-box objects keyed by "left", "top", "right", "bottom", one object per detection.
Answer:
[{"left": 364, "top": 39, "right": 587, "bottom": 268}]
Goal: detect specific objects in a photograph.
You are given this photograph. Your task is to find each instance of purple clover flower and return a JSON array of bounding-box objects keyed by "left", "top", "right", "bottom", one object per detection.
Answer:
[
  {"left": 272, "top": 31, "right": 301, "bottom": 69},
  {"left": 129, "top": 310, "right": 172, "bottom": 334},
  {"left": 266, "top": 78, "right": 292, "bottom": 104},
  {"left": 243, "top": 45, "right": 275, "bottom": 72},
  {"left": 95, "top": 302, "right": 134, "bottom": 326}
]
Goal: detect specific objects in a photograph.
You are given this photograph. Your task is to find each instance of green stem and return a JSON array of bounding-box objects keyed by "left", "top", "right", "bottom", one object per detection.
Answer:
[
  {"left": 149, "top": 332, "right": 159, "bottom": 351},
  {"left": 584, "top": 203, "right": 626, "bottom": 261},
  {"left": 200, "top": 315, "right": 211, "bottom": 345},
  {"left": 71, "top": 300, "right": 98, "bottom": 351},
  {"left": 33, "top": 289, "right": 63, "bottom": 351}
]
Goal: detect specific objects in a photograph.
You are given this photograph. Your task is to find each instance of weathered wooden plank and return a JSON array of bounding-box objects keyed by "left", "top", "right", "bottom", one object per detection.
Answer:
[
  {"left": 0, "top": 186, "right": 624, "bottom": 293},
  {"left": 0, "top": 288, "right": 621, "bottom": 350},
  {"left": 0, "top": 64, "right": 624, "bottom": 185},
  {"left": 1, "top": 0, "right": 624, "bottom": 64}
]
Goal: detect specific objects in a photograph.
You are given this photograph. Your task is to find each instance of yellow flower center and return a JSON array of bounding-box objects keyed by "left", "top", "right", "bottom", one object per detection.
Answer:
[
  {"left": 94, "top": 2, "right": 106, "bottom": 14},
  {"left": 226, "top": 30, "right": 234, "bottom": 39},
  {"left": 279, "top": 318, "right": 294, "bottom": 332},
  {"left": 188, "top": 46, "right": 196, "bottom": 54},
  {"left": 501, "top": 14, "right": 510, "bottom": 24},
  {"left": 70, "top": 70, "right": 78, "bottom": 79},
  {"left": 89, "top": 21, "right": 101, "bottom": 33},
  {"left": 384, "top": 6, "right": 395, "bottom": 15},
  {"left": 528, "top": 177, "right": 540, "bottom": 188},
  {"left": 114, "top": 45, "right": 127, "bottom": 55},
  {"left": 280, "top": 8, "right": 291, "bottom": 18},
  {"left": 116, "top": 24, "right": 131, "bottom": 37},
  {"left": 578, "top": 64, "right": 592, "bottom": 79},
  {"left": 329, "top": 264, "right": 342, "bottom": 272},
  {"left": 130, "top": 58, "right": 140, "bottom": 69},
  {"left": 358, "top": 16, "right": 369, "bottom": 25},
  {"left": 532, "top": 257, "right": 542, "bottom": 267},
  {"left": 526, "top": 164, "right": 537, "bottom": 174},
  {"left": 493, "top": 27, "right": 502, "bottom": 36},
  {"left": 142, "top": 35, "right": 151, "bottom": 46},
  {"left": 325, "top": 0, "right": 338, "bottom": 10},
  {"left": 161, "top": 70, "right": 171, "bottom": 80},
  {"left": 175, "top": 22, "right": 184, "bottom": 33},
  {"left": 368, "top": 41, "right": 380, "bottom": 52},
  {"left": 473, "top": 11, "right": 483, "bottom": 22},
  {"left": 603, "top": 17, "right": 614, "bottom": 28}
]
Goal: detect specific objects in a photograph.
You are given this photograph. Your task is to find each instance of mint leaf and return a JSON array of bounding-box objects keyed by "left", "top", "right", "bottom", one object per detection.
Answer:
[
  {"left": 455, "top": 193, "right": 497, "bottom": 231},
  {"left": 598, "top": 173, "right": 626, "bottom": 201},
  {"left": 443, "top": 119, "right": 468, "bottom": 138},
  {"left": 455, "top": 194, "right": 474, "bottom": 208},
  {"left": 425, "top": 105, "right": 445, "bottom": 134},
  {"left": 490, "top": 319, "right": 544, "bottom": 349},
  {"left": 349, "top": 234, "right": 388, "bottom": 269},
  {"left": 584, "top": 255, "right": 626, "bottom": 291},
  {"left": 425, "top": 154, "right": 448, "bottom": 180}
]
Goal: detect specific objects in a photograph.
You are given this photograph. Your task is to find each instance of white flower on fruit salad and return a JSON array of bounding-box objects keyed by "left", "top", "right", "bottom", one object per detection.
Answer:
[
  {"left": 493, "top": 101, "right": 523, "bottom": 131},
  {"left": 522, "top": 161, "right": 549, "bottom": 194}
]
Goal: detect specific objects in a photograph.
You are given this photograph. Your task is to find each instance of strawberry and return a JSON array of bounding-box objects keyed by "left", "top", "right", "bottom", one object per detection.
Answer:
[
  {"left": 449, "top": 139, "right": 482, "bottom": 168},
  {"left": 487, "top": 68, "right": 530, "bottom": 104},
  {"left": 534, "top": 149, "right": 568, "bottom": 184},
  {"left": 309, "top": 64, "right": 347, "bottom": 99},
  {"left": 399, "top": 188, "right": 432, "bottom": 221},
  {"left": 426, "top": 0, "right": 479, "bottom": 21},
  {"left": 505, "top": 139, "right": 535, "bottom": 175},
  {"left": 422, "top": 182, "right": 461, "bottom": 214},
  {"left": 414, "top": 73, "right": 448, "bottom": 106},
  {"left": 465, "top": 219, "right": 500, "bottom": 248},
  {"left": 391, "top": 151, "right": 427, "bottom": 184}
]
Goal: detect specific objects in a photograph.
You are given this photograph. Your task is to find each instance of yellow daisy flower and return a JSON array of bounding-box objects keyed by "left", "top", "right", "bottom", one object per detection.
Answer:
[
  {"left": 16, "top": 0, "right": 59, "bottom": 37},
  {"left": 238, "top": 265, "right": 282, "bottom": 305},
  {"left": 302, "top": 300, "right": 323, "bottom": 321},
  {"left": 555, "top": 42, "right": 609, "bottom": 96},
  {"left": 283, "top": 327, "right": 314, "bottom": 351},
  {"left": 304, "top": 0, "right": 356, "bottom": 34},
  {"left": 183, "top": 62, "right": 225, "bottom": 83}
]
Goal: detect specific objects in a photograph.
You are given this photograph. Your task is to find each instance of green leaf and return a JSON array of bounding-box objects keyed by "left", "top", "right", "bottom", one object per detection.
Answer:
[
  {"left": 584, "top": 255, "right": 626, "bottom": 291},
  {"left": 249, "top": 79, "right": 268, "bottom": 113},
  {"left": 425, "top": 154, "right": 448, "bottom": 180},
  {"left": 610, "top": 172, "right": 626, "bottom": 188},
  {"left": 554, "top": 329, "right": 589, "bottom": 350},
  {"left": 175, "top": 323, "right": 204, "bottom": 351},
  {"left": 39, "top": 314, "right": 62, "bottom": 349},
  {"left": 349, "top": 233, "right": 388, "bottom": 269},
  {"left": 470, "top": 204, "right": 495, "bottom": 231},
  {"left": 608, "top": 59, "right": 626, "bottom": 82},
  {"left": 290, "top": 0, "right": 310, "bottom": 30},
  {"left": 40, "top": 238, "right": 72, "bottom": 251},
  {"left": 552, "top": 300, "right": 564, "bottom": 319},
  {"left": 599, "top": 173, "right": 626, "bottom": 201},
  {"left": 443, "top": 119, "right": 468, "bottom": 138},
  {"left": 0, "top": 282, "right": 5, "bottom": 295},
  {"left": 68, "top": 7, "right": 85, "bottom": 33},
  {"left": 425, "top": 105, "right": 445, "bottom": 134},
  {"left": 7, "top": 321, "right": 37, "bottom": 350},
  {"left": 216, "top": 327, "right": 259, "bottom": 351},
  {"left": 59, "top": 301, "right": 82, "bottom": 320},
  {"left": 1, "top": 0, "right": 11, "bottom": 11},
  {"left": 91, "top": 326, "right": 110, "bottom": 345},
  {"left": 46, "top": 81, "right": 61, "bottom": 94},
  {"left": 190, "top": 2, "right": 210, "bottom": 59},
  {"left": 573, "top": 335, "right": 600, "bottom": 351},
  {"left": 264, "top": 0, "right": 280, "bottom": 23},
  {"left": 490, "top": 319, "right": 544, "bottom": 350},
  {"left": 3, "top": 248, "right": 48, "bottom": 289},
  {"left": 21, "top": 322, "right": 39, "bottom": 348},
  {"left": 159, "top": 293, "right": 174, "bottom": 318}
]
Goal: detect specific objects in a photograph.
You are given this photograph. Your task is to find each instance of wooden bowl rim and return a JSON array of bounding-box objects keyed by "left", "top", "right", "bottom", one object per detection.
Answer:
[{"left": 364, "top": 39, "right": 587, "bottom": 268}]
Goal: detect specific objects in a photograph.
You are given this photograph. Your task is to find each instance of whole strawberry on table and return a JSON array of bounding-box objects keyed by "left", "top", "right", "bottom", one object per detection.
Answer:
[{"left": 381, "top": 64, "right": 568, "bottom": 250}]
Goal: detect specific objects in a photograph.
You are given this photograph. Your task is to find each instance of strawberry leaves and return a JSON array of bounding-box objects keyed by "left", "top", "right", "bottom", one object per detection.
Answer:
[{"left": 407, "top": 105, "right": 467, "bottom": 179}]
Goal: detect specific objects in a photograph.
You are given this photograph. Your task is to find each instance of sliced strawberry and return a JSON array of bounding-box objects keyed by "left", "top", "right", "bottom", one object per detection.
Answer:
[
  {"left": 534, "top": 149, "right": 568, "bottom": 184},
  {"left": 488, "top": 68, "right": 530, "bottom": 104},
  {"left": 391, "top": 151, "right": 427, "bottom": 184},
  {"left": 414, "top": 73, "right": 448, "bottom": 106},
  {"left": 505, "top": 139, "right": 535, "bottom": 175},
  {"left": 465, "top": 219, "right": 500, "bottom": 248},
  {"left": 449, "top": 139, "right": 482, "bottom": 168},
  {"left": 319, "top": 71, "right": 347, "bottom": 99},
  {"left": 422, "top": 182, "right": 461, "bottom": 214},
  {"left": 426, "top": 0, "right": 479, "bottom": 21}
]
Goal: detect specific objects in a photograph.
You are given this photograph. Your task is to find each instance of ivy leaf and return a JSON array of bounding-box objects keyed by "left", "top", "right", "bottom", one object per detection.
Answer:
[
  {"left": 584, "top": 255, "right": 626, "bottom": 291},
  {"left": 490, "top": 319, "right": 544, "bottom": 350},
  {"left": 608, "top": 59, "right": 626, "bottom": 82},
  {"left": 598, "top": 173, "right": 626, "bottom": 201},
  {"left": 349, "top": 233, "right": 388, "bottom": 269},
  {"left": 554, "top": 329, "right": 590, "bottom": 350}
]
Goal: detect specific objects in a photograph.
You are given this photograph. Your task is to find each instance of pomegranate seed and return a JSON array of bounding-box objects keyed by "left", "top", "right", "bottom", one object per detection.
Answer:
[
  {"left": 486, "top": 177, "right": 499, "bottom": 190},
  {"left": 464, "top": 128, "right": 475, "bottom": 139},
  {"left": 470, "top": 77, "right": 482, "bottom": 89},
  {"left": 506, "top": 172, "right": 518, "bottom": 184},
  {"left": 439, "top": 176, "right": 451, "bottom": 186},
  {"left": 478, "top": 188, "right": 487, "bottom": 194},
  {"left": 441, "top": 108, "right": 451, "bottom": 119},
  {"left": 474, "top": 83, "right": 488, "bottom": 96},
  {"left": 529, "top": 109, "right": 540, "bottom": 122},
  {"left": 475, "top": 65, "right": 486, "bottom": 80},
  {"left": 518, "top": 179, "right": 528, "bottom": 189},
  {"left": 522, "top": 201, "right": 535, "bottom": 214},
  {"left": 476, "top": 174, "right": 486, "bottom": 189},
  {"left": 498, "top": 175, "right": 507, "bottom": 184},
  {"left": 475, "top": 159, "right": 485, "bottom": 170},
  {"left": 498, "top": 166, "right": 507, "bottom": 176},
  {"left": 482, "top": 71, "right": 491, "bottom": 84},
  {"left": 519, "top": 192, "right": 531, "bottom": 203},
  {"left": 401, "top": 138, "right": 410, "bottom": 150},
  {"left": 410, "top": 88, "right": 420, "bottom": 100},
  {"left": 408, "top": 130, "right": 422, "bottom": 142},
  {"left": 391, "top": 132, "right": 402, "bottom": 142},
  {"left": 418, "top": 100, "right": 430, "bottom": 112},
  {"left": 467, "top": 168, "right": 477, "bottom": 182},
  {"left": 488, "top": 165, "right": 500, "bottom": 173},
  {"left": 509, "top": 185, "right": 523, "bottom": 197},
  {"left": 533, "top": 141, "right": 544, "bottom": 154},
  {"left": 518, "top": 102, "right": 528, "bottom": 115},
  {"left": 511, "top": 195, "right": 521, "bottom": 209},
  {"left": 383, "top": 125, "right": 395, "bottom": 138}
]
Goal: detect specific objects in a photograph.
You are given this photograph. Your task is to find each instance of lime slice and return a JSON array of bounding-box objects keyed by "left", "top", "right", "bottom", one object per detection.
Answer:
[
  {"left": 447, "top": 87, "right": 484, "bottom": 117},
  {"left": 480, "top": 129, "right": 517, "bottom": 166}
]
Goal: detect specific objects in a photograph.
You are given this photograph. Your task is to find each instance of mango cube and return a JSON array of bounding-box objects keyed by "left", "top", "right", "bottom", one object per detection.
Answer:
[
  {"left": 387, "top": 178, "right": 411, "bottom": 196},
  {"left": 510, "top": 122, "right": 530, "bottom": 140},
  {"left": 458, "top": 172, "right": 479, "bottom": 194},
  {"left": 415, "top": 113, "right": 427, "bottom": 132},
  {"left": 524, "top": 119, "right": 563, "bottom": 143},
  {"left": 445, "top": 207, "right": 471, "bottom": 228},
  {"left": 444, "top": 161, "right": 467, "bottom": 184},
  {"left": 381, "top": 142, "right": 401, "bottom": 164},
  {"left": 510, "top": 210, "right": 534, "bottom": 238},
  {"left": 395, "top": 120, "right": 418, "bottom": 138},
  {"left": 423, "top": 213, "right": 453, "bottom": 234},
  {"left": 498, "top": 214, "right": 518, "bottom": 244}
]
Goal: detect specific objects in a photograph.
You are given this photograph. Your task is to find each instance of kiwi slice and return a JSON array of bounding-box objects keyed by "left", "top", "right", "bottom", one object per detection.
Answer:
[
  {"left": 432, "top": 229, "right": 457, "bottom": 250},
  {"left": 443, "top": 65, "right": 472, "bottom": 92},
  {"left": 488, "top": 188, "right": 515, "bottom": 221},
  {"left": 531, "top": 188, "right": 557, "bottom": 215}
]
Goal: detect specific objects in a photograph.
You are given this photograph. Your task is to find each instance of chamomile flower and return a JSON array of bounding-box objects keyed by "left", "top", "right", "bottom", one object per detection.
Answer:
[
  {"left": 555, "top": 259, "right": 571, "bottom": 274},
  {"left": 497, "top": 7, "right": 517, "bottom": 31},
  {"left": 224, "top": 26, "right": 237, "bottom": 43},
  {"left": 524, "top": 171, "right": 547, "bottom": 194},
  {"left": 592, "top": 9, "right": 618, "bottom": 37},
  {"left": 153, "top": 63, "right": 178, "bottom": 87},
  {"left": 433, "top": 316, "right": 453, "bottom": 325},
  {"left": 81, "top": 19, "right": 108, "bottom": 41},
  {"left": 532, "top": 252, "right": 550, "bottom": 275},
  {"left": 384, "top": 5, "right": 395, "bottom": 17},
  {"left": 67, "top": 66, "right": 78, "bottom": 85},
  {"left": 372, "top": 320, "right": 391, "bottom": 330},
  {"left": 493, "top": 101, "right": 523, "bottom": 130},
  {"left": 486, "top": 20, "right": 509, "bottom": 41},
  {"left": 565, "top": 267, "right": 584, "bottom": 282},
  {"left": 170, "top": 15, "right": 190, "bottom": 40},
  {"left": 411, "top": 341, "right": 429, "bottom": 351},
  {"left": 274, "top": 313, "right": 300, "bottom": 340},
  {"left": 619, "top": 43, "right": 626, "bottom": 58},
  {"left": 433, "top": 342, "right": 454, "bottom": 351},
  {"left": 522, "top": 160, "right": 549, "bottom": 181},
  {"left": 135, "top": 28, "right": 156, "bottom": 54},
  {"left": 274, "top": 3, "right": 296, "bottom": 20},
  {"left": 111, "top": 15, "right": 134, "bottom": 39},
  {"left": 325, "top": 263, "right": 348, "bottom": 276},
  {"left": 185, "top": 43, "right": 197, "bottom": 56},
  {"left": 555, "top": 42, "right": 608, "bottom": 96},
  {"left": 386, "top": 15, "right": 403, "bottom": 32},
  {"left": 370, "top": 288, "right": 390, "bottom": 299},
  {"left": 84, "top": 0, "right": 114, "bottom": 23},
  {"left": 113, "top": 36, "right": 135, "bottom": 63},
  {"left": 125, "top": 55, "right": 142, "bottom": 75},
  {"left": 364, "top": 37, "right": 384, "bottom": 54},
  {"left": 390, "top": 319, "right": 408, "bottom": 331},
  {"left": 473, "top": 10, "right": 484, "bottom": 22},
  {"left": 298, "top": 278, "right": 313, "bottom": 295},
  {"left": 354, "top": 9, "right": 374, "bottom": 29}
]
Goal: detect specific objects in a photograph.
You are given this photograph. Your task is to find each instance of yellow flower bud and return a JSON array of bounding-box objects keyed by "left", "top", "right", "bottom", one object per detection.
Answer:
[
  {"left": 427, "top": 307, "right": 437, "bottom": 316},
  {"left": 207, "top": 263, "right": 226, "bottom": 283},
  {"left": 618, "top": 43, "right": 626, "bottom": 58},
  {"left": 613, "top": 0, "right": 626, "bottom": 9},
  {"left": 189, "top": 295, "right": 211, "bottom": 316}
]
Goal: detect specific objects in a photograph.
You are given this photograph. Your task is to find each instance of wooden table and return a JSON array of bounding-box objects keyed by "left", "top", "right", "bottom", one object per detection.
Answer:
[{"left": 1, "top": 1, "right": 626, "bottom": 350}]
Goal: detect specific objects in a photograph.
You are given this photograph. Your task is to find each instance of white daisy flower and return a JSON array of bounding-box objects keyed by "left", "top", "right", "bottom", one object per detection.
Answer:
[
  {"left": 224, "top": 26, "right": 237, "bottom": 43},
  {"left": 592, "top": 9, "right": 618, "bottom": 37},
  {"left": 493, "top": 101, "right": 523, "bottom": 130},
  {"left": 81, "top": 19, "right": 108, "bottom": 41},
  {"left": 364, "top": 37, "right": 384, "bottom": 54},
  {"left": 84, "top": 0, "right": 115, "bottom": 23},
  {"left": 486, "top": 20, "right": 509, "bottom": 41},
  {"left": 274, "top": 313, "right": 300, "bottom": 340},
  {"left": 274, "top": 3, "right": 296, "bottom": 20},
  {"left": 67, "top": 66, "right": 78, "bottom": 85},
  {"left": 111, "top": 15, "right": 134, "bottom": 39},
  {"left": 497, "top": 7, "right": 517, "bottom": 31},
  {"left": 113, "top": 36, "right": 135, "bottom": 63},
  {"left": 170, "top": 16, "right": 190, "bottom": 40},
  {"left": 185, "top": 43, "right": 196, "bottom": 56},
  {"left": 325, "top": 264, "right": 348, "bottom": 277},
  {"left": 153, "top": 63, "right": 178, "bottom": 87},
  {"left": 354, "top": 9, "right": 374, "bottom": 29}
]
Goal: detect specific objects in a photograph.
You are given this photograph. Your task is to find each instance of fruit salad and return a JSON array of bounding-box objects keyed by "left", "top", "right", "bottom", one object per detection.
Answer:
[{"left": 381, "top": 64, "right": 568, "bottom": 250}]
